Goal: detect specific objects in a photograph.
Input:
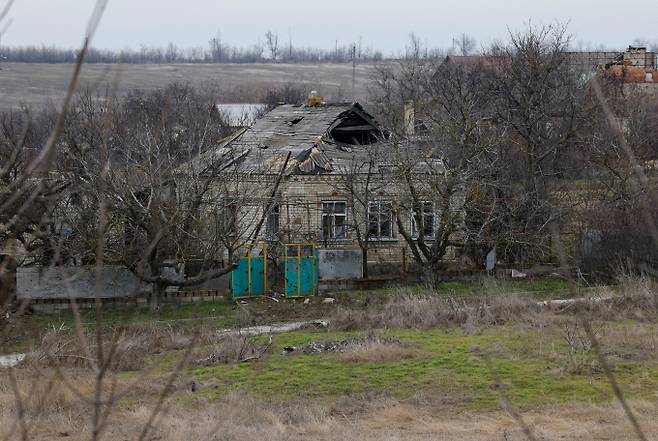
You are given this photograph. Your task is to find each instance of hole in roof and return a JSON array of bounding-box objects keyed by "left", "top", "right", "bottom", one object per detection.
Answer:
[
  {"left": 330, "top": 121, "right": 379, "bottom": 145},
  {"left": 287, "top": 117, "right": 304, "bottom": 126}
]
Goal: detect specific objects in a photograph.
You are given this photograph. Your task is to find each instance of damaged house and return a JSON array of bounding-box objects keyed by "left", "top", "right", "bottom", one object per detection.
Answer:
[{"left": 196, "top": 99, "right": 454, "bottom": 279}]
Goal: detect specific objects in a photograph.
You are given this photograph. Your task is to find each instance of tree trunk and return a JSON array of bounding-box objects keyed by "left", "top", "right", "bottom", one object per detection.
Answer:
[
  {"left": 0, "top": 255, "right": 17, "bottom": 312},
  {"left": 150, "top": 282, "right": 166, "bottom": 310},
  {"left": 426, "top": 259, "right": 444, "bottom": 287},
  {"left": 362, "top": 247, "right": 368, "bottom": 279}
]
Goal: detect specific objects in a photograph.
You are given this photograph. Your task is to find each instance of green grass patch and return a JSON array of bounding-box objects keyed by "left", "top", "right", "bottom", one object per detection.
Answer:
[
  {"left": 24, "top": 301, "right": 235, "bottom": 329},
  {"left": 335, "top": 277, "right": 581, "bottom": 303},
  {"left": 2, "top": 301, "right": 237, "bottom": 353},
  {"left": 190, "top": 324, "right": 658, "bottom": 411}
]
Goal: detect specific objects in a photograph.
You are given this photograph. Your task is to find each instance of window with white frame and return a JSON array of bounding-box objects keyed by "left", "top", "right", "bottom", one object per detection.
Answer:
[
  {"left": 410, "top": 201, "right": 436, "bottom": 239},
  {"left": 368, "top": 200, "right": 394, "bottom": 239},
  {"left": 321, "top": 201, "right": 347, "bottom": 240},
  {"left": 219, "top": 198, "right": 238, "bottom": 235},
  {"left": 265, "top": 203, "right": 280, "bottom": 240}
]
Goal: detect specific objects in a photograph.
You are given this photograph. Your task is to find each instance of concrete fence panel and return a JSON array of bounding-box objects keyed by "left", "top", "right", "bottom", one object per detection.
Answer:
[
  {"left": 318, "top": 249, "right": 363, "bottom": 280},
  {"left": 17, "top": 266, "right": 142, "bottom": 300}
]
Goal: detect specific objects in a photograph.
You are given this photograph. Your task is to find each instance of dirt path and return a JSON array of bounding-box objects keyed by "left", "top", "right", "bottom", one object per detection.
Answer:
[{"left": 217, "top": 319, "right": 329, "bottom": 337}]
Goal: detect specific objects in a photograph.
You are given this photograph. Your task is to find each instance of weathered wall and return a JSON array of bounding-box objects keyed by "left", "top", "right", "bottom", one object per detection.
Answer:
[
  {"left": 318, "top": 249, "right": 363, "bottom": 280},
  {"left": 181, "top": 273, "right": 231, "bottom": 292},
  {"left": 17, "top": 266, "right": 142, "bottom": 300},
  {"left": 212, "top": 174, "right": 462, "bottom": 269}
]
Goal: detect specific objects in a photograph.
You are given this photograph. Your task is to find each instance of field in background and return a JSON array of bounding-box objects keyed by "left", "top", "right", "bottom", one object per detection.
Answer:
[{"left": 0, "top": 62, "right": 378, "bottom": 111}]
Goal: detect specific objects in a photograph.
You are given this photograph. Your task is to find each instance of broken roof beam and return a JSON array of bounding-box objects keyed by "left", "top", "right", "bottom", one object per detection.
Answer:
[{"left": 331, "top": 125, "right": 379, "bottom": 132}]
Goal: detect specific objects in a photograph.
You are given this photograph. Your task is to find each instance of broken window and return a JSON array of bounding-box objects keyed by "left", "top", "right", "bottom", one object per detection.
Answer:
[
  {"left": 287, "top": 116, "right": 304, "bottom": 126},
  {"left": 368, "top": 200, "right": 394, "bottom": 240},
  {"left": 321, "top": 201, "right": 347, "bottom": 240},
  {"left": 219, "top": 198, "right": 238, "bottom": 236},
  {"left": 266, "top": 203, "right": 280, "bottom": 241},
  {"left": 411, "top": 201, "right": 436, "bottom": 240}
]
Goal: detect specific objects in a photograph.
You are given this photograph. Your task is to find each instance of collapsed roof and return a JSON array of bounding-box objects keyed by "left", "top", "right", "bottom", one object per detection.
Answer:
[{"left": 198, "top": 103, "right": 388, "bottom": 175}]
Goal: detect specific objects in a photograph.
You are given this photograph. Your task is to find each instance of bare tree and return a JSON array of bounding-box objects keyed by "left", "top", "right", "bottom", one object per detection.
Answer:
[
  {"left": 387, "top": 60, "right": 500, "bottom": 283},
  {"left": 56, "top": 85, "right": 275, "bottom": 308},
  {"left": 577, "top": 80, "right": 658, "bottom": 275},
  {"left": 0, "top": 0, "right": 109, "bottom": 308},
  {"left": 165, "top": 42, "right": 179, "bottom": 63},
  {"left": 265, "top": 30, "right": 279, "bottom": 62},
  {"left": 329, "top": 144, "right": 387, "bottom": 279},
  {"left": 0, "top": 109, "right": 66, "bottom": 306},
  {"left": 370, "top": 24, "right": 593, "bottom": 279},
  {"left": 208, "top": 32, "right": 224, "bottom": 62},
  {"left": 482, "top": 24, "right": 589, "bottom": 264},
  {"left": 370, "top": 34, "right": 436, "bottom": 132},
  {"left": 451, "top": 33, "right": 477, "bottom": 56}
]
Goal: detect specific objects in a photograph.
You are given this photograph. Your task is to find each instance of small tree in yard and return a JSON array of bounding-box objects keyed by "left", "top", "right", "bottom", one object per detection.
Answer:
[
  {"left": 329, "top": 144, "right": 387, "bottom": 279},
  {"left": 577, "top": 82, "right": 658, "bottom": 274},
  {"left": 63, "top": 85, "right": 273, "bottom": 308},
  {"left": 372, "top": 50, "right": 501, "bottom": 283},
  {"left": 0, "top": 110, "right": 62, "bottom": 307},
  {"left": 372, "top": 25, "right": 595, "bottom": 282},
  {"left": 485, "top": 24, "right": 589, "bottom": 263},
  {"left": 107, "top": 145, "right": 267, "bottom": 308}
]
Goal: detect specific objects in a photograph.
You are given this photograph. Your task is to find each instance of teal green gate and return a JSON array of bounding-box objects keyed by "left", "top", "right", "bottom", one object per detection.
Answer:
[
  {"left": 230, "top": 245, "right": 268, "bottom": 299},
  {"left": 285, "top": 244, "right": 318, "bottom": 298}
]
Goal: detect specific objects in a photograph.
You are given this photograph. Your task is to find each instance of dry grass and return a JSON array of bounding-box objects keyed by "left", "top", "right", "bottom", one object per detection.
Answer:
[
  {"left": 331, "top": 290, "right": 544, "bottom": 332},
  {"left": 24, "top": 322, "right": 216, "bottom": 371},
  {"left": 3, "top": 276, "right": 658, "bottom": 440},
  {"left": 195, "top": 333, "right": 272, "bottom": 366},
  {"left": 360, "top": 399, "right": 658, "bottom": 441},
  {"left": 332, "top": 276, "right": 658, "bottom": 332},
  {"left": 3, "top": 379, "right": 658, "bottom": 441},
  {"left": 0, "top": 365, "right": 170, "bottom": 440},
  {"left": 338, "top": 342, "right": 420, "bottom": 364},
  {"left": 0, "top": 369, "right": 85, "bottom": 417},
  {"left": 333, "top": 332, "right": 421, "bottom": 364},
  {"left": 599, "top": 323, "right": 658, "bottom": 362}
]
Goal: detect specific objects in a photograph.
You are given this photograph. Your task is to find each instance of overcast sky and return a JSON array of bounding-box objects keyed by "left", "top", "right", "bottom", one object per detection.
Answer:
[{"left": 2, "top": 0, "right": 656, "bottom": 53}]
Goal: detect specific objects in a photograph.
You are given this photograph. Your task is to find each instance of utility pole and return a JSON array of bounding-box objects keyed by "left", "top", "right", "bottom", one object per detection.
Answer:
[
  {"left": 351, "top": 43, "right": 356, "bottom": 102},
  {"left": 0, "top": 19, "right": 13, "bottom": 70}
]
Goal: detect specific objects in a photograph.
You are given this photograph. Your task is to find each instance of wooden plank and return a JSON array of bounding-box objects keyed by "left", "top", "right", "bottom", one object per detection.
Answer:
[{"left": 332, "top": 125, "right": 376, "bottom": 132}]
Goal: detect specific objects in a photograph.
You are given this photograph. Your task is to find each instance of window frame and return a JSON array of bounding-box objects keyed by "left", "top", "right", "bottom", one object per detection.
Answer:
[
  {"left": 321, "top": 200, "right": 348, "bottom": 240},
  {"left": 265, "top": 203, "right": 280, "bottom": 241},
  {"left": 410, "top": 201, "right": 437, "bottom": 240},
  {"left": 219, "top": 197, "right": 239, "bottom": 236},
  {"left": 367, "top": 199, "right": 396, "bottom": 241}
]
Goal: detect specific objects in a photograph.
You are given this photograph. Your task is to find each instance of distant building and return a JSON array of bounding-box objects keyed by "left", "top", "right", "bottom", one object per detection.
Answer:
[{"left": 599, "top": 47, "right": 658, "bottom": 96}]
